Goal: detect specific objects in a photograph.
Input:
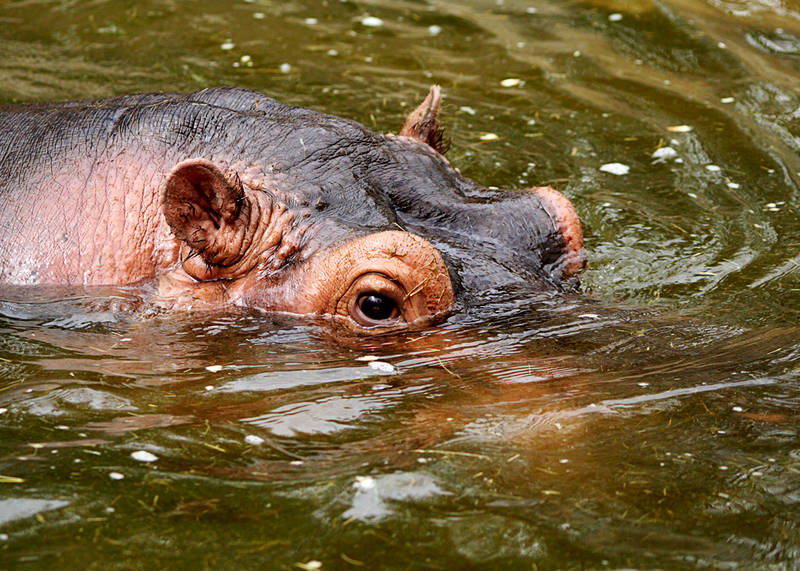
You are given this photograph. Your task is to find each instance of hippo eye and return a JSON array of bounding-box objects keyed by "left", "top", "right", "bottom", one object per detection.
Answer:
[
  {"left": 357, "top": 293, "right": 399, "bottom": 322},
  {"left": 340, "top": 273, "right": 406, "bottom": 328}
]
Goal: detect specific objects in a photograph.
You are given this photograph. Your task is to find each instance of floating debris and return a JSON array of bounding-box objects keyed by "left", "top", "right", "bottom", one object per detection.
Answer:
[
  {"left": 428, "top": 25, "right": 442, "bottom": 36},
  {"left": 245, "top": 435, "right": 265, "bottom": 446},
  {"left": 279, "top": 63, "right": 292, "bottom": 73},
  {"left": 355, "top": 355, "right": 380, "bottom": 362},
  {"left": 500, "top": 78, "right": 522, "bottom": 87},
  {"left": 354, "top": 475, "right": 376, "bottom": 490},
  {"left": 458, "top": 106, "right": 476, "bottom": 115},
  {"left": 706, "top": 164, "right": 722, "bottom": 172},
  {"left": 305, "top": 18, "right": 318, "bottom": 25},
  {"left": 361, "top": 16, "right": 384, "bottom": 27},
  {"left": 108, "top": 472, "right": 124, "bottom": 480},
  {"left": 721, "top": 97, "right": 735, "bottom": 104},
  {"left": 651, "top": 146, "right": 678, "bottom": 162},
  {"left": 667, "top": 125, "right": 693, "bottom": 133},
  {"left": 253, "top": 12, "right": 265, "bottom": 19},
  {"left": 327, "top": 49, "right": 338, "bottom": 56},
  {"left": 220, "top": 40, "right": 235, "bottom": 51},
  {"left": 608, "top": 13, "right": 623, "bottom": 22},
  {"left": 480, "top": 133, "right": 499, "bottom": 141},
  {"left": 205, "top": 365, "right": 223, "bottom": 373},
  {"left": 599, "top": 162, "right": 630, "bottom": 175},
  {"left": 131, "top": 450, "right": 158, "bottom": 463},
  {"left": 732, "top": 406, "right": 744, "bottom": 412},
  {"left": 296, "top": 561, "right": 322, "bottom": 571},
  {"left": 368, "top": 361, "right": 396, "bottom": 373}
]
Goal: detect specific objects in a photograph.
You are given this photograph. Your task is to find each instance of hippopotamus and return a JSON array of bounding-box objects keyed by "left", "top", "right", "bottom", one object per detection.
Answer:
[{"left": 0, "top": 86, "right": 584, "bottom": 333}]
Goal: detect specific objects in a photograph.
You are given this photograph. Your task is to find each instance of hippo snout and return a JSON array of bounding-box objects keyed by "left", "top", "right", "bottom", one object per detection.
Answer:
[{"left": 531, "top": 186, "right": 586, "bottom": 282}]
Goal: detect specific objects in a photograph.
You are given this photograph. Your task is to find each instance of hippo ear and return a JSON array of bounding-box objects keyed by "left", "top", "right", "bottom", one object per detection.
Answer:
[
  {"left": 400, "top": 85, "right": 450, "bottom": 154},
  {"left": 162, "top": 159, "right": 244, "bottom": 254}
]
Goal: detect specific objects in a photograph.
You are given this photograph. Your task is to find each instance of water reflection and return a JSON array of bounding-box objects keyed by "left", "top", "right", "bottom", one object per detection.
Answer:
[{"left": 1, "top": 0, "right": 799, "bottom": 567}]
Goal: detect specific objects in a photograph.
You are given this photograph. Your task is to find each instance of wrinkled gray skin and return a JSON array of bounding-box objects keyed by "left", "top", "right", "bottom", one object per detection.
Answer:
[{"left": 0, "top": 87, "right": 582, "bottom": 322}]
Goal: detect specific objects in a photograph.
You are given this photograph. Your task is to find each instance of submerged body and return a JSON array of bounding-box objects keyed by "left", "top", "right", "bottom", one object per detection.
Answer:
[{"left": 0, "top": 87, "right": 584, "bottom": 333}]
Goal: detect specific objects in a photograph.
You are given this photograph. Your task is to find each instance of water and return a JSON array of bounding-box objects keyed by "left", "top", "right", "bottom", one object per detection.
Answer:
[{"left": 1, "top": 0, "right": 799, "bottom": 567}]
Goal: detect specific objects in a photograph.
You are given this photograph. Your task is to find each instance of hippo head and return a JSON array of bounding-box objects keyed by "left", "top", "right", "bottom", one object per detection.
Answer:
[{"left": 156, "top": 87, "right": 584, "bottom": 333}]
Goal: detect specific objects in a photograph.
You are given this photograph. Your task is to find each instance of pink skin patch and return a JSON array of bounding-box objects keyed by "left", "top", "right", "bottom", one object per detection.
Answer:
[{"left": 531, "top": 186, "right": 586, "bottom": 279}]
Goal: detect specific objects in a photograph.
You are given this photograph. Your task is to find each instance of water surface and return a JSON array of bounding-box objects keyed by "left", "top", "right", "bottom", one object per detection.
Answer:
[{"left": 1, "top": 0, "right": 799, "bottom": 568}]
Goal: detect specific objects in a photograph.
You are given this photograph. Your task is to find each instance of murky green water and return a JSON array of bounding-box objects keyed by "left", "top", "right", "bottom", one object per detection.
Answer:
[{"left": 1, "top": 0, "right": 799, "bottom": 568}]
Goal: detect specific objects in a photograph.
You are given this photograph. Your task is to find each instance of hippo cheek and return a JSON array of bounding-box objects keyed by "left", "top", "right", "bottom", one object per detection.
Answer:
[{"left": 239, "top": 231, "right": 455, "bottom": 333}]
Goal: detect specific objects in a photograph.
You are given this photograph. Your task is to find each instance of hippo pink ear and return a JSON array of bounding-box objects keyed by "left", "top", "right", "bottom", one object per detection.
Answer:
[
  {"left": 162, "top": 159, "right": 245, "bottom": 255},
  {"left": 400, "top": 85, "right": 450, "bottom": 154}
]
